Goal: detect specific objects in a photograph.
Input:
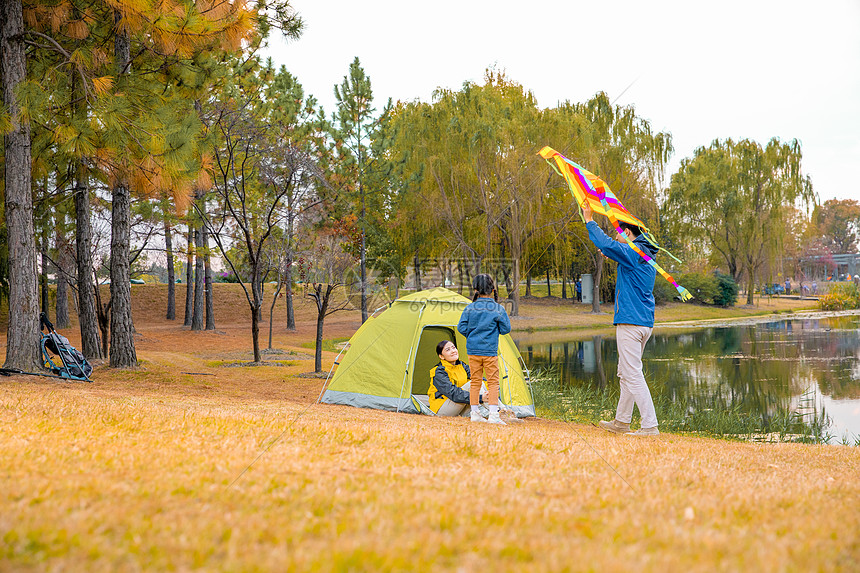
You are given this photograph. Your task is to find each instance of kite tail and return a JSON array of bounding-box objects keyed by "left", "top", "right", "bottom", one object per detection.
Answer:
[
  {"left": 675, "top": 285, "right": 694, "bottom": 302},
  {"left": 643, "top": 234, "right": 684, "bottom": 265}
]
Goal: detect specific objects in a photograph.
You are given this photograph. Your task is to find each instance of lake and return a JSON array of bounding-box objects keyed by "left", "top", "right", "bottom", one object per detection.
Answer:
[{"left": 515, "top": 311, "right": 860, "bottom": 444}]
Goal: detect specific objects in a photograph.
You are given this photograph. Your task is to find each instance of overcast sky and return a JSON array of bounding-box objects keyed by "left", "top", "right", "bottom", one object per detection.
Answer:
[{"left": 263, "top": 0, "right": 860, "bottom": 204}]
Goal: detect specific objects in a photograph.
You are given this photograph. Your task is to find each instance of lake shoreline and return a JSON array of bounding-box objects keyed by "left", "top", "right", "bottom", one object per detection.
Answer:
[{"left": 510, "top": 300, "right": 851, "bottom": 345}]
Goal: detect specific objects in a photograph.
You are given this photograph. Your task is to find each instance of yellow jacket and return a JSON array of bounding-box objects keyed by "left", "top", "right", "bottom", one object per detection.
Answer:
[{"left": 427, "top": 360, "right": 471, "bottom": 414}]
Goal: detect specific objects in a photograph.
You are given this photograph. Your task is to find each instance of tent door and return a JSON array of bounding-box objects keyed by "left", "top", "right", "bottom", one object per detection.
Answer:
[{"left": 411, "top": 326, "right": 457, "bottom": 395}]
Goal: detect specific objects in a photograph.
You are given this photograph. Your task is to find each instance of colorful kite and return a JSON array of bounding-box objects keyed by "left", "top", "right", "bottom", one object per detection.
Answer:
[{"left": 539, "top": 145, "right": 693, "bottom": 302}]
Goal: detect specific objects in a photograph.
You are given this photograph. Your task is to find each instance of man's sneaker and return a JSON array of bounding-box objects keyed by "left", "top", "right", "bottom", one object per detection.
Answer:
[
  {"left": 598, "top": 419, "right": 631, "bottom": 434},
  {"left": 470, "top": 410, "right": 487, "bottom": 423},
  {"left": 627, "top": 426, "right": 660, "bottom": 436},
  {"left": 487, "top": 412, "right": 506, "bottom": 425}
]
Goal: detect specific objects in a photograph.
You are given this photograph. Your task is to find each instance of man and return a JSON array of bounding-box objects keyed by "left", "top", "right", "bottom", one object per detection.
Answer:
[{"left": 581, "top": 201, "right": 659, "bottom": 436}]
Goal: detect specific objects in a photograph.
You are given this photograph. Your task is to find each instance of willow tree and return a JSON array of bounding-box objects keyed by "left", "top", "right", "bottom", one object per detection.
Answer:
[
  {"left": 666, "top": 138, "right": 813, "bottom": 304},
  {"left": 547, "top": 92, "right": 672, "bottom": 313}
]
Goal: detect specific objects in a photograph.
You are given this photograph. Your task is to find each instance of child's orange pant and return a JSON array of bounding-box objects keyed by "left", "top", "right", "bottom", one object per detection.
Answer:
[{"left": 468, "top": 355, "right": 499, "bottom": 406}]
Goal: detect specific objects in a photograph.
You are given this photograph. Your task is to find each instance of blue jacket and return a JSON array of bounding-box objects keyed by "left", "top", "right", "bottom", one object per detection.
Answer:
[
  {"left": 457, "top": 298, "right": 511, "bottom": 356},
  {"left": 586, "top": 221, "right": 657, "bottom": 327}
]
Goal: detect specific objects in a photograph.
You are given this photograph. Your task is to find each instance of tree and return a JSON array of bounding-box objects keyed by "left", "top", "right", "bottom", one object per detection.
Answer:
[
  {"left": 201, "top": 57, "right": 320, "bottom": 362},
  {"left": 2, "top": 0, "right": 41, "bottom": 370},
  {"left": 305, "top": 229, "right": 355, "bottom": 373},
  {"left": 161, "top": 198, "right": 176, "bottom": 319},
  {"left": 666, "top": 138, "right": 813, "bottom": 304},
  {"left": 332, "top": 57, "right": 382, "bottom": 323},
  {"left": 262, "top": 66, "right": 325, "bottom": 332},
  {"left": 813, "top": 199, "right": 860, "bottom": 254}
]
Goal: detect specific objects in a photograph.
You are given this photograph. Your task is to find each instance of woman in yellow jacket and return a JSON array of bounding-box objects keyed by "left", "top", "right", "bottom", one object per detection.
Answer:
[{"left": 428, "top": 340, "right": 475, "bottom": 416}]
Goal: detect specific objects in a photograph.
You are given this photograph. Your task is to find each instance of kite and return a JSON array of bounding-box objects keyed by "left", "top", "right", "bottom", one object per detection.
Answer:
[{"left": 539, "top": 145, "right": 693, "bottom": 302}]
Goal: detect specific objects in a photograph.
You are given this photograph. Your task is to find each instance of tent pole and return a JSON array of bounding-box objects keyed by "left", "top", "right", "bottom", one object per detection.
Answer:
[
  {"left": 317, "top": 342, "right": 351, "bottom": 403},
  {"left": 396, "top": 303, "right": 425, "bottom": 412}
]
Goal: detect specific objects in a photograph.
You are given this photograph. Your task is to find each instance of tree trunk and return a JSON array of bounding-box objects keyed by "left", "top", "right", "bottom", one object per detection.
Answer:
[
  {"left": 55, "top": 227, "right": 70, "bottom": 329},
  {"left": 191, "top": 225, "right": 204, "bottom": 330},
  {"left": 457, "top": 262, "right": 464, "bottom": 296},
  {"left": 314, "top": 310, "right": 325, "bottom": 373},
  {"left": 413, "top": 254, "right": 422, "bottom": 291},
  {"left": 184, "top": 224, "right": 193, "bottom": 326},
  {"left": 251, "top": 304, "right": 261, "bottom": 363},
  {"left": 74, "top": 167, "right": 101, "bottom": 358},
  {"left": 94, "top": 275, "right": 110, "bottom": 359},
  {"left": 746, "top": 267, "right": 756, "bottom": 305},
  {"left": 284, "top": 254, "right": 296, "bottom": 331},
  {"left": 309, "top": 283, "right": 333, "bottom": 373},
  {"left": 546, "top": 270, "right": 551, "bottom": 297},
  {"left": 268, "top": 279, "right": 283, "bottom": 349},
  {"left": 592, "top": 255, "right": 603, "bottom": 314},
  {"left": 525, "top": 274, "right": 532, "bottom": 297},
  {"left": 360, "top": 189, "right": 368, "bottom": 323},
  {"left": 250, "top": 265, "right": 263, "bottom": 362},
  {"left": 203, "top": 223, "right": 214, "bottom": 330},
  {"left": 40, "top": 227, "right": 49, "bottom": 318},
  {"left": 2, "top": 0, "right": 41, "bottom": 370},
  {"left": 107, "top": 11, "right": 136, "bottom": 368},
  {"left": 510, "top": 256, "right": 521, "bottom": 317},
  {"left": 561, "top": 271, "right": 567, "bottom": 299},
  {"left": 109, "top": 181, "right": 137, "bottom": 368},
  {"left": 164, "top": 215, "right": 175, "bottom": 320}
]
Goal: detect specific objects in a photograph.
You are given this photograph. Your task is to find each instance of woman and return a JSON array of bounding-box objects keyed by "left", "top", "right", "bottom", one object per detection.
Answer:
[{"left": 427, "top": 340, "right": 474, "bottom": 416}]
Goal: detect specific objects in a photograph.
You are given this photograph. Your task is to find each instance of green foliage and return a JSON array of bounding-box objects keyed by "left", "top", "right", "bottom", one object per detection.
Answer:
[
  {"left": 818, "top": 283, "right": 860, "bottom": 310},
  {"left": 653, "top": 277, "right": 679, "bottom": 305},
  {"left": 675, "top": 272, "right": 719, "bottom": 304},
  {"left": 713, "top": 273, "right": 739, "bottom": 307},
  {"left": 665, "top": 138, "right": 814, "bottom": 304},
  {"left": 811, "top": 199, "right": 860, "bottom": 254},
  {"left": 655, "top": 271, "right": 737, "bottom": 306}
]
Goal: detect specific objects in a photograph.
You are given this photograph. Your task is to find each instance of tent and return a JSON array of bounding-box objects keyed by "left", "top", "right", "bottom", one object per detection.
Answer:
[{"left": 320, "top": 288, "right": 535, "bottom": 417}]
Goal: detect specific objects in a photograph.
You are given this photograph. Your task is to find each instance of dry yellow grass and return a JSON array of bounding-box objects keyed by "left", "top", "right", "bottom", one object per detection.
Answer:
[{"left": 0, "top": 285, "right": 855, "bottom": 571}]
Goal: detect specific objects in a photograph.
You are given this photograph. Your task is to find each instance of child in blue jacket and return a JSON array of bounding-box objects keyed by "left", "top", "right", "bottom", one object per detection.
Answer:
[{"left": 457, "top": 274, "right": 511, "bottom": 424}]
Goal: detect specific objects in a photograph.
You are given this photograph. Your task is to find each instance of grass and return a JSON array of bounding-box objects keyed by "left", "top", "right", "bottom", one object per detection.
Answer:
[
  {"left": 0, "top": 283, "right": 857, "bottom": 570},
  {"left": 1, "top": 382, "right": 858, "bottom": 571}
]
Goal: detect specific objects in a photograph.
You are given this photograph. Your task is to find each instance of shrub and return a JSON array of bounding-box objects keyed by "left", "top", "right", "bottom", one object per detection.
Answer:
[
  {"left": 818, "top": 283, "right": 860, "bottom": 310},
  {"left": 216, "top": 270, "right": 240, "bottom": 283},
  {"left": 653, "top": 278, "right": 679, "bottom": 305},
  {"left": 677, "top": 271, "right": 719, "bottom": 304},
  {"left": 713, "top": 273, "right": 739, "bottom": 307}
]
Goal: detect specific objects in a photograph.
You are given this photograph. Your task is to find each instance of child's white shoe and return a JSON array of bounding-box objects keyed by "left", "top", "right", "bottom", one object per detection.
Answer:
[
  {"left": 470, "top": 410, "right": 487, "bottom": 423},
  {"left": 487, "top": 412, "right": 506, "bottom": 425}
]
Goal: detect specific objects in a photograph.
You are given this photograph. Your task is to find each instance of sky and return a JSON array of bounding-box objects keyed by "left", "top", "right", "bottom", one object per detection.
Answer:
[{"left": 263, "top": 0, "right": 860, "bottom": 204}]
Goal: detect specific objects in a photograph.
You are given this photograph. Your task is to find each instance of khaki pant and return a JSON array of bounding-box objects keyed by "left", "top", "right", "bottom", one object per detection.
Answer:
[
  {"left": 615, "top": 324, "right": 657, "bottom": 428},
  {"left": 436, "top": 378, "right": 470, "bottom": 417},
  {"left": 468, "top": 355, "right": 499, "bottom": 406}
]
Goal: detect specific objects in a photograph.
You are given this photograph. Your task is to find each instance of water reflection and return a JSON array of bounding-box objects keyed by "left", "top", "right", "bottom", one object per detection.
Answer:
[{"left": 516, "top": 314, "right": 860, "bottom": 443}]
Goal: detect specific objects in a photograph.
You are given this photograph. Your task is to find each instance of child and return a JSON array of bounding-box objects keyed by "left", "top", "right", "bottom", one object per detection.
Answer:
[{"left": 457, "top": 274, "right": 511, "bottom": 424}]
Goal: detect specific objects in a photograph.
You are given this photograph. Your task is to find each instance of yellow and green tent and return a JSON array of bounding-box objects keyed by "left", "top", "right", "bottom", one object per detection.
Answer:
[{"left": 320, "top": 288, "right": 535, "bottom": 417}]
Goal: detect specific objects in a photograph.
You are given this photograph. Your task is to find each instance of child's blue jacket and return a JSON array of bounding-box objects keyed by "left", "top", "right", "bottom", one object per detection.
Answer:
[
  {"left": 457, "top": 298, "right": 511, "bottom": 356},
  {"left": 586, "top": 221, "right": 657, "bottom": 328}
]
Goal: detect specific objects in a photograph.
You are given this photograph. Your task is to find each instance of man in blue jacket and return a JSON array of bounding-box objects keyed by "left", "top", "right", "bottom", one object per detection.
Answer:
[{"left": 582, "top": 201, "right": 660, "bottom": 436}]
